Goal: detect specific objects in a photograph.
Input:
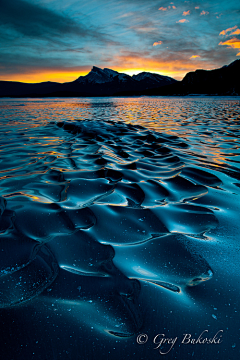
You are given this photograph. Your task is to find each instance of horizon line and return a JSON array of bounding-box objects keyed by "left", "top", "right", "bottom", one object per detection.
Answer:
[{"left": 0, "top": 60, "right": 237, "bottom": 84}]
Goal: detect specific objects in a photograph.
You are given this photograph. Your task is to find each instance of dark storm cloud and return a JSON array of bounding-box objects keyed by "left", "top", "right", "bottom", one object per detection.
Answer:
[{"left": 0, "top": 0, "right": 101, "bottom": 39}]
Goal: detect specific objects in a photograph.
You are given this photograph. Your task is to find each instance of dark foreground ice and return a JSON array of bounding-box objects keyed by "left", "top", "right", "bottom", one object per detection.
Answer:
[{"left": 0, "top": 97, "right": 239, "bottom": 360}]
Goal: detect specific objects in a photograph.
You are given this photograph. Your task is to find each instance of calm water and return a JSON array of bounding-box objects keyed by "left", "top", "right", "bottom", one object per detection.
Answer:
[{"left": 0, "top": 97, "right": 239, "bottom": 360}]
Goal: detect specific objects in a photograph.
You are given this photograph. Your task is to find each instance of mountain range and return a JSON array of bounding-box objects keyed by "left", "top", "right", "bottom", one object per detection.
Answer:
[
  {"left": 0, "top": 60, "right": 239, "bottom": 97},
  {"left": 0, "top": 67, "right": 176, "bottom": 98},
  {"left": 140, "top": 59, "right": 240, "bottom": 96}
]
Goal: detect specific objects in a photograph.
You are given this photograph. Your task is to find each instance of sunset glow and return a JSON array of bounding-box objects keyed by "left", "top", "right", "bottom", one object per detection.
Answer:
[
  {"left": 0, "top": 0, "right": 239, "bottom": 83},
  {"left": 0, "top": 70, "right": 90, "bottom": 84}
]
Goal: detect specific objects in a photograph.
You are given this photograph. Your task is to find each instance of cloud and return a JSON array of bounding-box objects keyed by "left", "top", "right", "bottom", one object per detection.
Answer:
[
  {"left": 1, "top": 0, "right": 239, "bottom": 83},
  {"left": 200, "top": 11, "right": 209, "bottom": 16},
  {"left": 232, "top": 29, "right": 240, "bottom": 35},
  {"left": 176, "top": 19, "right": 189, "bottom": 23},
  {"left": 183, "top": 11, "right": 190, "bottom": 16},
  {"left": 0, "top": 0, "right": 104, "bottom": 41},
  {"left": 109, "top": 49, "right": 220, "bottom": 80},
  {"left": 153, "top": 41, "right": 162, "bottom": 46},
  {"left": 117, "top": 12, "right": 135, "bottom": 19},
  {"left": 195, "top": 6, "right": 200, "bottom": 9},
  {"left": 158, "top": 5, "right": 176, "bottom": 11},
  {"left": 129, "top": 21, "right": 158, "bottom": 34},
  {"left": 219, "top": 26, "right": 237, "bottom": 35},
  {"left": 219, "top": 26, "right": 240, "bottom": 56},
  {"left": 190, "top": 55, "right": 200, "bottom": 59},
  {"left": 219, "top": 37, "right": 240, "bottom": 51},
  {"left": 219, "top": 26, "right": 239, "bottom": 36}
]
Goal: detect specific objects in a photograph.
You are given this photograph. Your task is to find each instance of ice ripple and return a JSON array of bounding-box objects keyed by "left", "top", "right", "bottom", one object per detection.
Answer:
[{"left": 0, "top": 118, "right": 220, "bottom": 336}]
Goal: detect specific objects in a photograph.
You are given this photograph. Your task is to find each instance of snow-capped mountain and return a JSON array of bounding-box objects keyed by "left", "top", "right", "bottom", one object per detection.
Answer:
[
  {"left": 76, "top": 66, "right": 176, "bottom": 88},
  {"left": 1, "top": 60, "right": 239, "bottom": 97},
  {"left": 77, "top": 66, "right": 109, "bottom": 84},
  {"left": 77, "top": 66, "right": 133, "bottom": 84},
  {"left": 132, "top": 71, "right": 177, "bottom": 89},
  {"left": 77, "top": 66, "right": 115, "bottom": 84},
  {"left": 0, "top": 65, "right": 179, "bottom": 97},
  {"left": 133, "top": 72, "right": 175, "bottom": 83},
  {"left": 102, "top": 68, "right": 131, "bottom": 82}
]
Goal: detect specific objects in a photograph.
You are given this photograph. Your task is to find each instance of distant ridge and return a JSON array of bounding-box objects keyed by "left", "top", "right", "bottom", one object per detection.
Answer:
[
  {"left": 139, "top": 59, "right": 240, "bottom": 96},
  {"left": 0, "top": 67, "right": 176, "bottom": 97},
  {"left": 0, "top": 61, "right": 239, "bottom": 97}
]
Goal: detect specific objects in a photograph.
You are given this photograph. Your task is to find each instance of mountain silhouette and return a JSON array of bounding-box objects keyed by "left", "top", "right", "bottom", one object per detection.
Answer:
[{"left": 0, "top": 61, "right": 239, "bottom": 97}]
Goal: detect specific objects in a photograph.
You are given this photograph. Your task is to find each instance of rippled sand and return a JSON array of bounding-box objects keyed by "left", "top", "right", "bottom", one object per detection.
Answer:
[{"left": 0, "top": 97, "right": 239, "bottom": 360}]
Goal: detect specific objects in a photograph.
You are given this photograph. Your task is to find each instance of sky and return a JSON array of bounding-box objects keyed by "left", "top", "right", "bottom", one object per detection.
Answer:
[{"left": 0, "top": 0, "right": 239, "bottom": 82}]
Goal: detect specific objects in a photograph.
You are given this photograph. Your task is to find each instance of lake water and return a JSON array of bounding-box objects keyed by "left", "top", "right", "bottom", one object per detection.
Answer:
[{"left": 0, "top": 97, "right": 239, "bottom": 360}]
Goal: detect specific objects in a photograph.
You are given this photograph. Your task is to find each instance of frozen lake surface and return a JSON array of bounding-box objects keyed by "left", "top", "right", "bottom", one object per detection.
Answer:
[{"left": 0, "top": 96, "right": 239, "bottom": 360}]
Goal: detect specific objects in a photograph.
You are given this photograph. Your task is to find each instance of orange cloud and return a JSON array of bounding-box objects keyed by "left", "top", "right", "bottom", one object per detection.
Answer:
[
  {"left": 158, "top": 7, "right": 167, "bottom": 11},
  {"left": 153, "top": 41, "right": 162, "bottom": 46},
  {"left": 232, "top": 29, "right": 240, "bottom": 35},
  {"left": 195, "top": 6, "right": 200, "bottom": 9},
  {"left": 200, "top": 10, "right": 209, "bottom": 16},
  {"left": 190, "top": 55, "right": 200, "bottom": 59},
  {"left": 172, "top": 6, "right": 176, "bottom": 9},
  {"left": 176, "top": 19, "right": 189, "bottom": 23},
  {"left": 219, "top": 25, "right": 237, "bottom": 36},
  {"left": 219, "top": 37, "right": 240, "bottom": 50},
  {"left": 183, "top": 10, "right": 190, "bottom": 16}
]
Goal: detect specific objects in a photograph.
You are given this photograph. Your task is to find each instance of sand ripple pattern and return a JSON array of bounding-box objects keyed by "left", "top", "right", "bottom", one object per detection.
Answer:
[{"left": 0, "top": 119, "right": 220, "bottom": 336}]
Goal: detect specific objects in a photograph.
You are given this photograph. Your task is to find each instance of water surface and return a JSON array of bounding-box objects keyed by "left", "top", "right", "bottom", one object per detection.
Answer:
[{"left": 0, "top": 97, "right": 239, "bottom": 360}]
